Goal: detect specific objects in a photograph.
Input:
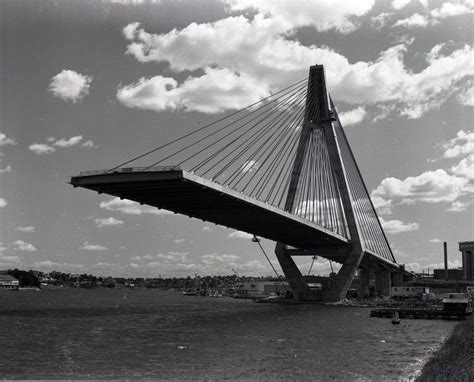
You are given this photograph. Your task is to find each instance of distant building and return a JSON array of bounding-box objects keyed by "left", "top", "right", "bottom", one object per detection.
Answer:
[
  {"left": 433, "top": 268, "right": 464, "bottom": 280},
  {"left": 391, "top": 286, "right": 430, "bottom": 298},
  {"left": 459, "top": 241, "right": 474, "bottom": 281},
  {"left": 235, "top": 280, "right": 289, "bottom": 297},
  {"left": 0, "top": 274, "right": 19, "bottom": 290}
]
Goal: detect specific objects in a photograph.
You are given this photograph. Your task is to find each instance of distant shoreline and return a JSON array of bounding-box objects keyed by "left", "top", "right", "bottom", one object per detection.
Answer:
[{"left": 417, "top": 316, "right": 474, "bottom": 381}]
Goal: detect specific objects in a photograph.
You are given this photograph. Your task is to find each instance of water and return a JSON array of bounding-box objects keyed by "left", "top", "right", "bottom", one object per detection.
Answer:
[{"left": 0, "top": 289, "right": 455, "bottom": 380}]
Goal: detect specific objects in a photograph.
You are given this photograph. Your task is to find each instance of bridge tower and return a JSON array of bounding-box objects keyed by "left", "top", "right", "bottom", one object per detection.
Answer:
[{"left": 276, "top": 65, "right": 373, "bottom": 302}]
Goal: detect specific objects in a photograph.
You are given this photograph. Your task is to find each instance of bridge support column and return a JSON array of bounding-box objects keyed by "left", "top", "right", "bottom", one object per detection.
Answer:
[
  {"left": 275, "top": 243, "right": 311, "bottom": 302},
  {"left": 374, "top": 269, "right": 391, "bottom": 296},
  {"left": 358, "top": 268, "right": 370, "bottom": 299},
  {"left": 391, "top": 271, "right": 403, "bottom": 287}
]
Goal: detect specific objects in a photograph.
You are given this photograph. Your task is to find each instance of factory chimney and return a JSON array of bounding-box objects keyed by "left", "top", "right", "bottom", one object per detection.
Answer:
[{"left": 444, "top": 241, "right": 448, "bottom": 280}]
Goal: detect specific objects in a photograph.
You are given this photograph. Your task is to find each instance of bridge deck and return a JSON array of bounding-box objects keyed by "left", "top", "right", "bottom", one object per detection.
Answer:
[{"left": 70, "top": 167, "right": 355, "bottom": 261}]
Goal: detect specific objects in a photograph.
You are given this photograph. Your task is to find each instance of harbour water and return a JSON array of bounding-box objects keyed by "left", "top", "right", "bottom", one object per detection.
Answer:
[{"left": 0, "top": 289, "right": 455, "bottom": 380}]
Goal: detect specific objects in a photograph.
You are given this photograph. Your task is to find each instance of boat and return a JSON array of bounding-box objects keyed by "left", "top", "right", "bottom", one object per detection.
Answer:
[{"left": 391, "top": 311, "right": 400, "bottom": 325}]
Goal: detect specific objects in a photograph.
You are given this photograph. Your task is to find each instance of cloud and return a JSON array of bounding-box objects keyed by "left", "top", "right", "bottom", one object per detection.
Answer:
[
  {"left": 117, "top": 67, "right": 270, "bottom": 114},
  {"left": 371, "top": 12, "right": 393, "bottom": 29},
  {"left": 225, "top": 0, "right": 375, "bottom": 34},
  {"left": 372, "top": 169, "right": 469, "bottom": 205},
  {"left": 53, "top": 135, "right": 83, "bottom": 148},
  {"left": 95, "top": 217, "right": 124, "bottom": 228},
  {"left": 80, "top": 242, "right": 108, "bottom": 251},
  {"left": 15, "top": 226, "right": 35, "bottom": 233},
  {"left": 379, "top": 217, "right": 419, "bottom": 234},
  {"left": 29, "top": 143, "right": 56, "bottom": 155},
  {"left": 429, "top": 238, "right": 443, "bottom": 243},
  {"left": 100, "top": 197, "right": 173, "bottom": 215},
  {"left": 371, "top": 195, "right": 394, "bottom": 215},
  {"left": 228, "top": 230, "right": 253, "bottom": 240},
  {"left": 447, "top": 200, "right": 470, "bottom": 212},
  {"left": 391, "top": 0, "right": 412, "bottom": 10},
  {"left": 0, "top": 132, "right": 16, "bottom": 146},
  {"left": 0, "top": 197, "right": 6, "bottom": 208},
  {"left": 174, "top": 238, "right": 185, "bottom": 244},
  {"left": 202, "top": 226, "right": 212, "bottom": 232},
  {"left": 49, "top": 70, "right": 92, "bottom": 103},
  {"left": 430, "top": 2, "right": 473, "bottom": 19},
  {"left": 81, "top": 140, "right": 97, "bottom": 149},
  {"left": 442, "top": 130, "right": 474, "bottom": 159},
  {"left": 392, "top": 13, "right": 430, "bottom": 28},
  {"left": 457, "top": 85, "right": 474, "bottom": 106},
  {"left": 0, "top": 165, "right": 12, "bottom": 174},
  {"left": 12, "top": 240, "right": 37, "bottom": 252},
  {"left": 339, "top": 106, "right": 367, "bottom": 126},
  {"left": 120, "top": 18, "right": 473, "bottom": 119},
  {"left": 450, "top": 154, "right": 474, "bottom": 180}
]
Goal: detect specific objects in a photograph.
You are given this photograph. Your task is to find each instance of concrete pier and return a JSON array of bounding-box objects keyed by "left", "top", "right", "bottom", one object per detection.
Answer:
[
  {"left": 358, "top": 268, "right": 370, "bottom": 298},
  {"left": 374, "top": 269, "right": 391, "bottom": 296}
]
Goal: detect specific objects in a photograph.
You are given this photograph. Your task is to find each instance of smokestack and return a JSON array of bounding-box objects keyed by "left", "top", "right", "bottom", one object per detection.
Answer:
[{"left": 444, "top": 241, "right": 448, "bottom": 280}]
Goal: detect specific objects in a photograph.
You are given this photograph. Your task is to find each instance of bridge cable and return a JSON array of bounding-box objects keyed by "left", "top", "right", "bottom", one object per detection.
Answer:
[
  {"left": 253, "top": 235, "right": 288, "bottom": 292},
  {"left": 107, "top": 78, "right": 308, "bottom": 172}
]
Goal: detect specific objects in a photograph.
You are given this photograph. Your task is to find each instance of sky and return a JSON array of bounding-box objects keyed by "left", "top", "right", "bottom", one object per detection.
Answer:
[{"left": 0, "top": 0, "right": 473, "bottom": 278}]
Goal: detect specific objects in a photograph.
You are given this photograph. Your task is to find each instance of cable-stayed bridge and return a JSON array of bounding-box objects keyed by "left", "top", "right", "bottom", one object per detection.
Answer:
[{"left": 71, "top": 65, "right": 403, "bottom": 301}]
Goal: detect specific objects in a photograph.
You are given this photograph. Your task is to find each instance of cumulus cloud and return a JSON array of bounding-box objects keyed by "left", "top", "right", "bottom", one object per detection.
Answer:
[
  {"left": 224, "top": 0, "right": 375, "bottom": 33},
  {"left": 0, "top": 165, "right": 12, "bottom": 174},
  {"left": 379, "top": 217, "right": 419, "bottom": 234},
  {"left": 81, "top": 140, "right": 97, "bottom": 149},
  {"left": 15, "top": 226, "right": 35, "bottom": 233},
  {"left": 53, "top": 136, "right": 83, "bottom": 148},
  {"left": 29, "top": 143, "right": 56, "bottom": 155},
  {"left": 430, "top": 2, "right": 473, "bottom": 19},
  {"left": 442, "top": 130, "right": 474, "bottom": 159},
  {"left": 372, "top": 169, "right": 469, "bottom": 205},
  {"left": 202, "top": 226, "right": 212, "bottom": 232},
  {"left": 120, "top": 17, "right": 473, "bottom": 118},
  {"left": 95, "top": 217, "right": 124, "bottom": 228},
  {"left": 392, "top": 13, "right": 430, "bottom": 28},
  {"left": 0, "top": 132, "right": 16, "bottom": 146},
  {"left": 339, "top": 106, "right": 367, "bottom": 126},
  {"left": 100, "top": 197, "right": 173, "bottom": 215},
  {"left": 80, "top": 242, "right": 108, "bottom": 251},
  {"left": 372, "top": 130, "right": 474, "bottom": 213},
  {"left": 457, "top": 85, "right": 474, "bottom": 106},
  {"left": 228, "top": 230, "right": 253, "bottom": 240},
  {"left": 48, "top": 70, "right": 92, "bottom": 102},
  {"left": 391, "top": 0, "right": 412, "bottom": 10},
  {"left": 12, "top": 240, "right": 37, "bottom": 252},
  {"left": 0, "top": 197, "right": 7, "bottom": 208},
  {"left": 117, "top": 68, "right": 270, "bottom": 114}
]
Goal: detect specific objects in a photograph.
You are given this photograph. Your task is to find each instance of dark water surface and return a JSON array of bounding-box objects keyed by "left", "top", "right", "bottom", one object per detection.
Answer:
[{"left": 0, "top": 289, "right": 455, "bottom": 380}]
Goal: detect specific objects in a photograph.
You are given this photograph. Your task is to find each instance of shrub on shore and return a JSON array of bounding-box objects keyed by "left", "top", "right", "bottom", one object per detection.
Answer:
[{"left": 417, "top": 316, "right": 474, "bottom": 382}]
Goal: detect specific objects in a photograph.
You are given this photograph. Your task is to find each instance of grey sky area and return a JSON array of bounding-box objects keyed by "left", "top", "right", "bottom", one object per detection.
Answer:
[{"left": 0, "top": 0, "right": 472, "bottom": 277}]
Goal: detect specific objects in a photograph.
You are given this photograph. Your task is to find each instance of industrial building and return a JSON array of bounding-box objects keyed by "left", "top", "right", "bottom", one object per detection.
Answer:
[{"left": 459, "top": 241, "right": 474, "bottom": 281}]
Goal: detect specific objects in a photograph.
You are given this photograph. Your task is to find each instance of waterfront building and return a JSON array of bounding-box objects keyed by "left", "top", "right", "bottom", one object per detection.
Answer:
[
  {"left": 0, "top": 274, "right": 19, "bottom": 290},
  {"left": 235, "top": 280, "right": 290, "bottom": 298},
  {"left": 459, "top": 241, "right": 474, "bottom": 281}
]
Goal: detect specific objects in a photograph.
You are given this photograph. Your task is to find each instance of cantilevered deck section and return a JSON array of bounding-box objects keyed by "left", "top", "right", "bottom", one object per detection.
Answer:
[{"left": 70, "top": 166, "right": 353, "bottom": 262}]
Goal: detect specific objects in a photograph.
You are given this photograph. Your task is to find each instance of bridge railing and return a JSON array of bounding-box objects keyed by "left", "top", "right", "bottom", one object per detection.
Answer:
[{"left": 79, "top": 166, "right": 182, "bottom": 176}]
